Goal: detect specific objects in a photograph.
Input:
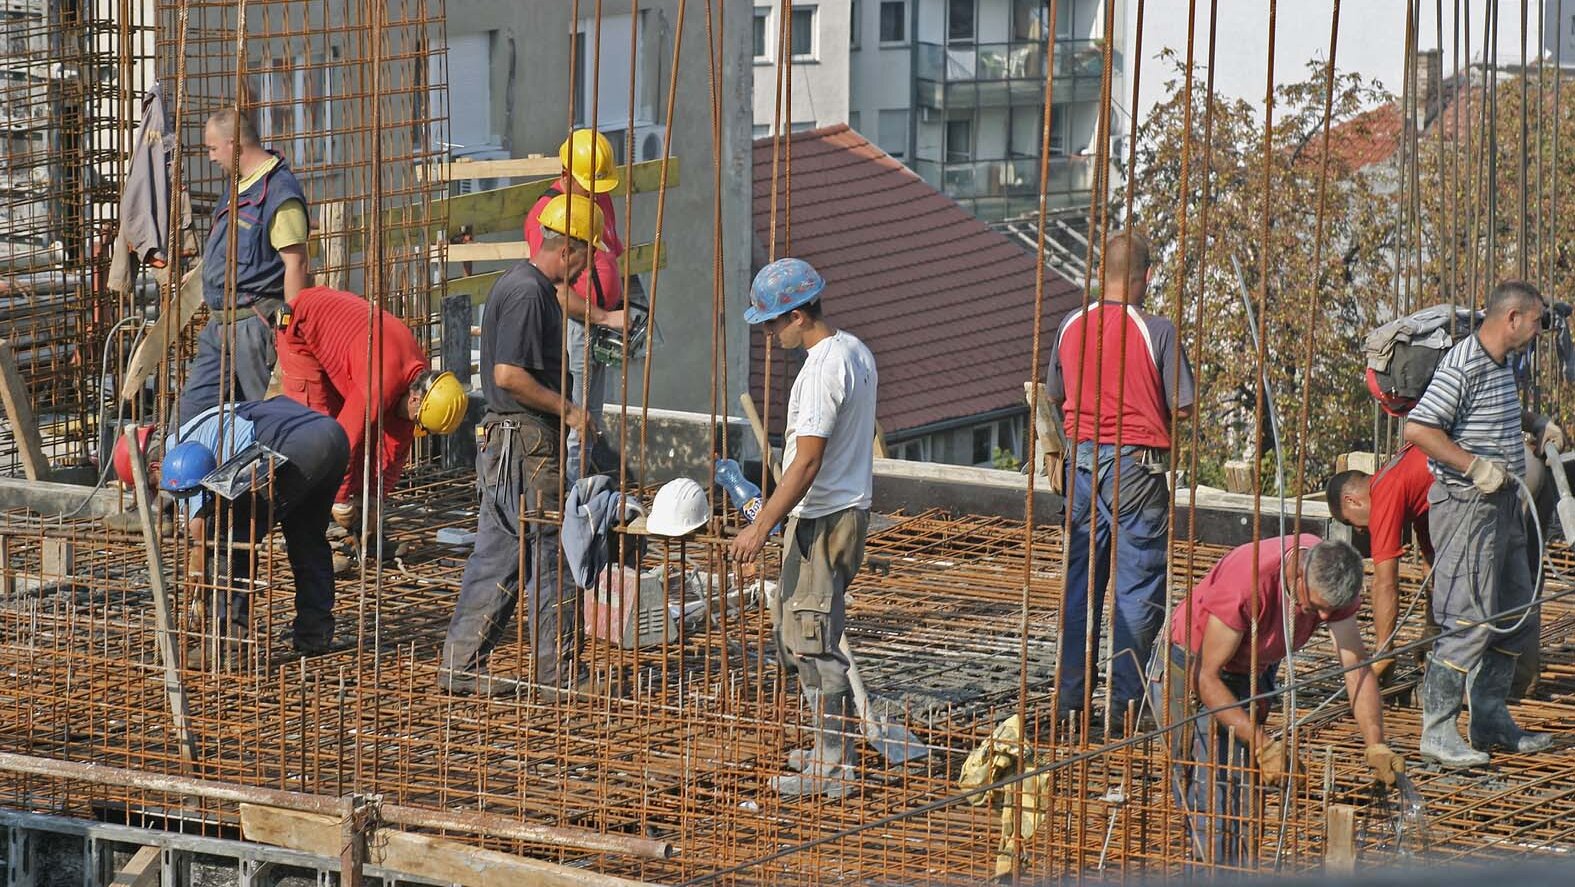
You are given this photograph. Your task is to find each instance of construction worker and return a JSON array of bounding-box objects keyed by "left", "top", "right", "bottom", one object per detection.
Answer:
[
  {"left": 439, "top": 193, "right": 603, "bottom": 696},
  {"left": 274, "top": 285, "right": 466, "bottom": 554},
  {"left": 1046, "top": 229, "right": 1194, "bottom": 735},
  {"left": 1402, "top": 280, "right": 1560, "bottom": 767},
  {"left": 732, "top": 257, "right": 879, "bottom": 800},
  {"left": 523, "top": 129, "right": 626, "bottom": 482},
  {"left": 1326, "top": 443, "right": 1435, "bottom": 689},
  {"left": 155, "top": 397, "right": 349, "bottom": 658},
  {"left": 1156, "top": 535, "right": 1400, "bottom": 866},
  {"left": 177, "top": 108, "right": 310, "bottom": 427}
]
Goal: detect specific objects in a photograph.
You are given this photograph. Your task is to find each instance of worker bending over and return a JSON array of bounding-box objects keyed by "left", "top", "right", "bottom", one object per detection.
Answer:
[
  {"left": 732, "top": 257, "right": 879, "bottom": 801},
  {"left": 523, "top": 129, "right": 627, "bottom": 482},
  {"left": 440, "top": 194, "right": 601, "bottom": 696},
  {"left": 1403, "top": 279, "right": 1560, "bottom": 767},
  {"left": 179, "top": 109, "right": 310, "bottom": 426},
  {"left": 275, "top": 285, "right": 465, "bottom": 552},
  {"left": 1155, "top": 535, "right": 1400, "bottom": 866},
  {"left": 158, "top": 397, "right": 349, "bottom": 659}
]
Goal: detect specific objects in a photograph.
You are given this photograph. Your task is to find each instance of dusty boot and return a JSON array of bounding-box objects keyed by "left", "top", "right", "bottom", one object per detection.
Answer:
[
  {"left": 1419, "top": 661, "right": 1490, "bottom": 768},
  {"left": 786, "top": 689, "right": 833, "bottom": 772},
  {"left": 1469, "top": 649, "right": 1554, "bottom": 753},
  {"left": 1510, "top": 644, "right": 1540, "bottom": 701},
  {"left": 771, "top": 689, "right": 859, "bottom": 800}
]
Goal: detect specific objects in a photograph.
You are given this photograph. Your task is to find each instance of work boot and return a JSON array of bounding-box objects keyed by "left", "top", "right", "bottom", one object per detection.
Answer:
[
  {"left": 438, "top": 667, "right": 518, "bottom": 698},
  {"left": 786, "top": 689, "right": 836, "bottom": 772},
  {"left": 1419, "top": 661, "right": 1490, "bottom": 768},
  {"left": 1469, "top": 649, "right": 1554, "bottom": 753},
  {"left": 771, "top": 689, "right": 859, "bottom": 800}
]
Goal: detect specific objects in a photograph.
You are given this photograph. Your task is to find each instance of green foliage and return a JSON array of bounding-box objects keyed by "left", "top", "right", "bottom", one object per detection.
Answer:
[{"left": 992, "top": 447, "right": 1022, "bottom": 473}]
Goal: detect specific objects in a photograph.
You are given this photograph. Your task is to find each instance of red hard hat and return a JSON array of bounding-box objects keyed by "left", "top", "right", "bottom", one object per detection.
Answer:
[{"left": 112, "top": 425, "right": 156, "bottom": 487}]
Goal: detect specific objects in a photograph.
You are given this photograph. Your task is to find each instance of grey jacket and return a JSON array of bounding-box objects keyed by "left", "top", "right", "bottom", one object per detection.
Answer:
[
  {"left": 562, "top": 475, "right": 645, "bottom": 589},
  {"left": 110, "top": 82, "right": 181, "bottom": 293}
]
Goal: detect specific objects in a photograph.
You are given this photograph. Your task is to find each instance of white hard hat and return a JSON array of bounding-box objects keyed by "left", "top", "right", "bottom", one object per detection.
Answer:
[{"left": 646, "top": 478, "right": 710, "bottom": 537}]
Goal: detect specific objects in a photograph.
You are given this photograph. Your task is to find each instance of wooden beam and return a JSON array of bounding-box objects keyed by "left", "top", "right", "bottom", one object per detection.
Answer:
[
  {"left": 0, "top": 474, "right": 121, "bottom": 517},
  {"left": 443, "top": 158, "right": 679, "bottom": 238},
  {"left": 420, "top": 155, "right": 560, "bottom": 181},
  {"left": 1324, "top": 803, "right": 1357, "bottom": 874},
  {"left": 121, "top": 261, "right": 205, "bottom": 402},
  {"left": 319, "top": 202, "right": 348, "bottom": 291},
  {"left": 0, "top": 340, "right": 49, "bottom": 481},
  {"left": 239, "top": 805, "right": 659, "bottom": 887},
  {"left": 108, "top": 845, "right": 161, "bottom": 887},
  {"left": 439, "top": 242, "right": 666, "bottom": 306},
  {"left": 446, "top": 241, "right": 531, "bottom": 264}
]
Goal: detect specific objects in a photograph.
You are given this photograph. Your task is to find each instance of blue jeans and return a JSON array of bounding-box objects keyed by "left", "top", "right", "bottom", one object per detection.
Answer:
[{"left": 1059, "top": 443, "right": 1170, "bottom": 712}]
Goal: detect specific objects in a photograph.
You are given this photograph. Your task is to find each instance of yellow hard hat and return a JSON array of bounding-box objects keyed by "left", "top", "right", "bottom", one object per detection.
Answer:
[
  {"left": 537, "top": 193, "right": 607, "bottom": 251},
  {"left": 559, "top": 129, "right": 620, "bottom": 193},
  {"left": 413, "top": 371, "right": 467, "bottom": 437}
]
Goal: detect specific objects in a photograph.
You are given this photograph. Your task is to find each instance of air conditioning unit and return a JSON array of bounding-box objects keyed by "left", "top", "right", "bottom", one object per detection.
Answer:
[
  {"left": 449, "top": 144, "right": 510, "bottom": 196},
  {"left": 631, "top": 124, "right": 667, "bottom": 163}
]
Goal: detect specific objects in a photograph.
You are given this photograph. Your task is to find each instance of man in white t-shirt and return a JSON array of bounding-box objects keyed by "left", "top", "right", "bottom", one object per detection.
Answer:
[{"left": 733, "top": 257, "right": 878, "bottom": 801}]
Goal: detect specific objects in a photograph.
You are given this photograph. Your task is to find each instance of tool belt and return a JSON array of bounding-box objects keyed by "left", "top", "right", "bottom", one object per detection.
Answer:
[{"left": 210, "top": 297, "right": 286, "bottom": 326}]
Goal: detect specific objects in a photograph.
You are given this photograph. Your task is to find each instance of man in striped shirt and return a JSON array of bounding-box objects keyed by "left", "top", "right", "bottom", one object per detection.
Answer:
[{"left": 1403, "top": 280, "right": 1561, "bottom": 767}]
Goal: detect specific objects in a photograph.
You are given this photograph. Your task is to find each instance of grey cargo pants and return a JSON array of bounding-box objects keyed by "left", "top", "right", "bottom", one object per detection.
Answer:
[
  {"left": 1427, "top": 482, "right": 1539, "bottom": 674},
  {"left": 772, "top": 507, "right": 870, "bottom": 696}
]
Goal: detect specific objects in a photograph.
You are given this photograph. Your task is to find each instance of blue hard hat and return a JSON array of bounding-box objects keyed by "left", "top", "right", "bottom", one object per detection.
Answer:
[
  {"left": 160, "top": 441, "right": 217, "bottom": 496},
  {"left": 745, "top": 257, "right": 825, "bottom": 325}
]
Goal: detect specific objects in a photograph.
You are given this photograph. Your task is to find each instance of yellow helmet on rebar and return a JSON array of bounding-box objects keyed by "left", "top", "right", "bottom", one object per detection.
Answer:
[
  {"left": 537, "top": 192, "right": 607, "bottom": 251},
  {"left": 413, "top": 371, "right": 467, "bottom": 437},
  {"left": 559, "top": 129, "right": 620, "bottom": 194}
]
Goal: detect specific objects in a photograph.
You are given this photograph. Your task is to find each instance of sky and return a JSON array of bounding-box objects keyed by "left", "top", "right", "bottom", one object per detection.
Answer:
[{"left": 1127, "top": 1, "right": 1570, "bottom": 126}]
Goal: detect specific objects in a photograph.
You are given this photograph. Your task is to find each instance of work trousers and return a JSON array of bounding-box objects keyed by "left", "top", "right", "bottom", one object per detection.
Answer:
[
  {"left": 441, "top": 413, "right": 579, "bottom": 687},
  {"left": 1149, "top": 645, "right": 1276, "bottom": 868},
  {"left": 206, "top": 429, "right": 348, "bottom": 646},
  {"left": 178, "top": 314, "right": 276, "bottom": 428},
  {"left": 1060, "top": 443, "right": 1170, "bottom": 713},
  {"left": 1427, "top": 482, "right": 1539, "bottom": 674},
  {"left": 772, "top": 507, "right": 869, "bottom": 698}
]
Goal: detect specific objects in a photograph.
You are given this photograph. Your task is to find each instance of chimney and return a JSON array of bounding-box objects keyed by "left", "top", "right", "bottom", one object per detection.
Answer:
[{"left": 1415, "top": 48, "right": 1443, "bottom": 129}]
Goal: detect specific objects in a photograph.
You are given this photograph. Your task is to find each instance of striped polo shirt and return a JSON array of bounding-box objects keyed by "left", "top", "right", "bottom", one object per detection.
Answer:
[{"left": 1406, "top": 333, "right": 1525, "bottom": 486}]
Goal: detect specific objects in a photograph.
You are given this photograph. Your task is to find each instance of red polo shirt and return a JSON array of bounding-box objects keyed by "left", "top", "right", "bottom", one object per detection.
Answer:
[
  {"left": 1367, "top": 444, "right": 1435, "bottom": 564},
  {"left": 1047, "top": 301, "right": 1194, "bottom": 450}
]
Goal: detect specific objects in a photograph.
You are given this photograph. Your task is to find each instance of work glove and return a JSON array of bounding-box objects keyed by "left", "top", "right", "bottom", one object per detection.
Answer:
[
  {"left": 1465, "top": 456, "right": 1508, "bottom": 495},
  {"left": 1255, "top": 738, "right": 1294, "bottom": 787},
  {"left": 331, "top": 501, "right": 359, "bottom": 531},
  {"left": 1539, "top": 420, "right": 1565, "bottom": 456},
  {"left": 1364, "top": 742, "right": 1406, "bottom": 787}
]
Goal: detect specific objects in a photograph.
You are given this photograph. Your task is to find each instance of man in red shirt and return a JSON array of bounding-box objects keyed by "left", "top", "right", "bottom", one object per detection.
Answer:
[
  {"left": 276, "top": 286, "right": 466, "bottom": 554},
  {"left": 1326, "top": 444, "right": 1435, "bottom": 686},
  {"left": 1156, "top": 535, "right": 1400, "bottom": 865},
  {"left": 1046, "top": 230, "right": 1194, "bottom": 735},
  {"left": 523, "top": 129, "right": 627, "bottom": 482}
]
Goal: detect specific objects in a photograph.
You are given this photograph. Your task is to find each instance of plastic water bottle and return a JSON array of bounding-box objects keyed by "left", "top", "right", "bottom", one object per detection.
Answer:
[{"left": 715, "top": 458, "right": 780, "bottom": 533}]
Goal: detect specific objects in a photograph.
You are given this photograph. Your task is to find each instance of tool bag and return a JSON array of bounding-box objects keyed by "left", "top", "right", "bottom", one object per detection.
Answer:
[{"left": 1363, "top": 303, "right": 1479, "bottom": 416}]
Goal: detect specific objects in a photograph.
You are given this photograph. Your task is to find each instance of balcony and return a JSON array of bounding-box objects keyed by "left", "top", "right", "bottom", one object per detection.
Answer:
[
  {"left": 910, "top": 155, "right": 1096, "bottom": 218},
  {"left": 915, "top": 39, "right": 1110, "bottom": 110}
]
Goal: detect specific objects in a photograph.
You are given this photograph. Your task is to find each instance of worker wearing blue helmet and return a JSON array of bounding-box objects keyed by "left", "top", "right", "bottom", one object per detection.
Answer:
[{"left": 732, "top": 257, "right": 879, "bottom": 800}]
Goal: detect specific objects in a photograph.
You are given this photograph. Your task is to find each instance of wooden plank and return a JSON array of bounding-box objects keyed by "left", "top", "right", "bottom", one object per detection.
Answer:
[
  {"left": 1023, "top": 381, "right": 1064, "bottom": 493},
  {"left": 444, "top": 158, "right": 680, "bottom": 238},
  {"left": 121, "top": 261, "right": 205, "bottom": 402},
  {"left": 1324, "top": 803, "right": 1357, "bottom": 874},
  {"left": 0, "top": 339, "right": 50, "bottom": 481},
  {"left": 319, "top": 202, "right": 348, "bottom": 291},
  {"left": 239, "top": 805, "right": 658, "bottom": 887},
  {"left": 446, "top": 241, "right": 531, "bottom": 264},
  {"left": 108, "top": 845, "right": 161, "bottom": 887},
  {"left": 439, "top": 242, "right": 665, "bottom": 306},
  {"left": 0, "top": 475, "right": 121, "bottom": 517},
  {"left": 420, "top": 155, "right": 561, "bottom": 181},
  {"left": 873, "top": 420, "right": 890, "bottom": 460}
]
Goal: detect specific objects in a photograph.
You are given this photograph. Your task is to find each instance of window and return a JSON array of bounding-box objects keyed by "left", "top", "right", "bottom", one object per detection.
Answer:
[
  {"left": 972, "top": 426, "right": 993, "bottom": 465},
  {"left": 948, "top": 0, "right": 975, "bottom": 43},
  {"left": 791, "top": 121, "right": 817, "bottom": 132},
  {"left": 879, "top": 1, "right": 906, "bottom": 43},
  {"left": 790, "top": 6, "right": 817, "bottom": 60},
  {"left": 753, "top": 7, "right": 769, "bottom": 60},
  {"left": 944, "top": 117, "right": 972, "bottom": 162},
  {"left": 574, "top": 13, "right": 654, "bottom": 128},
  {"left": 1012, "top": 0, "right": 1049, "bottom": 41},
  {"left": 877, "top": 108, "right": 908, "bottom": 158},
  {"left": 850, "top": 0, "right": 861, "bottom": 48},
  {"left": 753, "top": 123, "right": 771, "bottom": 139},
  {"left": 848, "top": 110, "right": 861, "bottom": 133},
  {"left": 894, "top": 437, "right": 931, "bottom": 462}
]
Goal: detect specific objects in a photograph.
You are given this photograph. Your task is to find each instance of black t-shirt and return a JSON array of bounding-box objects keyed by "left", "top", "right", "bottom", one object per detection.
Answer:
[{"left": 480, "top": 261, "right": 563, "bottom": 416}]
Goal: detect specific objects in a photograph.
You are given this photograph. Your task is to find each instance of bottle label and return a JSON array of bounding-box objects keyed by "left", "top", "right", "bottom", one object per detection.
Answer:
[{"left": 742, "top": 496, "right": 764, "bottom": 525}]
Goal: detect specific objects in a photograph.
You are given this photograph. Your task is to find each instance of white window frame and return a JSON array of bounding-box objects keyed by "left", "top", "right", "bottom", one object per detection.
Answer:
[
  {"left": 850, "top": 0, "right": 861, "bottom": 49},
  {"left": 789, "top": 5, "right": 819, "bottom": 62},
  {"left": 753, "top": 6, "right": 772, "bottom": 63},
  {"left": 878, "top": 0, "right": 908, "bottom": 46}
]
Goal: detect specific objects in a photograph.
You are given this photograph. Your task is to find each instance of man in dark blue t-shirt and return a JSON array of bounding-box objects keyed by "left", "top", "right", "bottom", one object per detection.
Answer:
[{"left": 440, "top": 193, "right": 603, "bottom": 696}]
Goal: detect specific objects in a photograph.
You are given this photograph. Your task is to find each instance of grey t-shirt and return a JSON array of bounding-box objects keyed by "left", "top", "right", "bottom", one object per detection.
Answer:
[{"left": 1407, "top": 334, "right": 1525, "bottom": 485}]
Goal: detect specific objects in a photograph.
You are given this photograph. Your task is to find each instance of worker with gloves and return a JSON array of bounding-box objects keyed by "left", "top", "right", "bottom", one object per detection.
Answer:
[
  {"left": 178, "top": 109, "right": 310, "bottom": 427},
  {"left": 523, "top": 129, "right": 626, "bottom": 482},
  {"left": 440, "top": 193, "right": 604, "bottom": 697},
  {"left": 1403, "top": 279, "right": 1559, "bottom": 767},
  {"left": 275, "top": 285, "right": 466, "bottom": 557},
  {"left": 150, "top": 397, "right": 349, "bottom": 659},
  {"left": 731, "top": 257, "right": 879, "bottom": 801},
  {"left": 1156, "top": 535, "right": 1398, "bottom": 866}
]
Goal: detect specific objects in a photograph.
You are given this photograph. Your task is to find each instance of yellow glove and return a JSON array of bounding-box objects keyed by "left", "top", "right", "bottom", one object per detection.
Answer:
[
  {"left": 1255, "top": 738, "right": 1293, "bottom": 786},
  {"left": 1465, "top": 456, "right": 1508, "bottom": 494},
  {"left": 1364, "top": 742, "right": 1405, "bottom": 787}
]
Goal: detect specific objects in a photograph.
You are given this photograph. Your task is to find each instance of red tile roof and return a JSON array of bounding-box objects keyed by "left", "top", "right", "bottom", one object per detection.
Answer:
[
  {"left": 1320, "top": 103, "right": 1405, "bottom": 168},
  {"left": 748, "top": 125, "right": 1082, "bottom": 437}
]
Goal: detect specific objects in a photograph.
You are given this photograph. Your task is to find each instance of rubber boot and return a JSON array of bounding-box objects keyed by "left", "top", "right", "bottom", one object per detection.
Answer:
[
  {"left": 1419, "top": 662, "right": 1490, "bottom": 768},
  {"left": 786, "top": 688, "right": 832, "bottom": 772},
  {"left": 772, "top": 689, "right": 858, "bottom": 800},
  {"left": 1469, "top": 649, "right": 1554, "bottom": 753}
]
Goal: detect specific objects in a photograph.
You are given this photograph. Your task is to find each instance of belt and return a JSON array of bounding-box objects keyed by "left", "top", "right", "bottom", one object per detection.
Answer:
[{"left": 210, "top": 297, "right": 287, "bottom": 326}]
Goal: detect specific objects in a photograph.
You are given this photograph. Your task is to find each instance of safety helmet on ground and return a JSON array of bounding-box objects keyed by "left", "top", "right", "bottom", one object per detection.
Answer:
[
  {"left": 413, "top": 370, "right": 467, "bottom": 437},
  {"left": 745, "top": 257, "right": 825, "bottom": 325},
  {"left": 538, "top": 193, "right": 608, "bottom": 251},
  {"left": 559, "top": 129, "right": 620, "bottom": 194},
  {"left": 160, "top": 441, "right": 217, "bottom": 497},
  {"left": 645, "top": 478, "right": 710, "bottom": 537},
  {"left": 112, "top": 425, "right": 156, "bottom": 487}
]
